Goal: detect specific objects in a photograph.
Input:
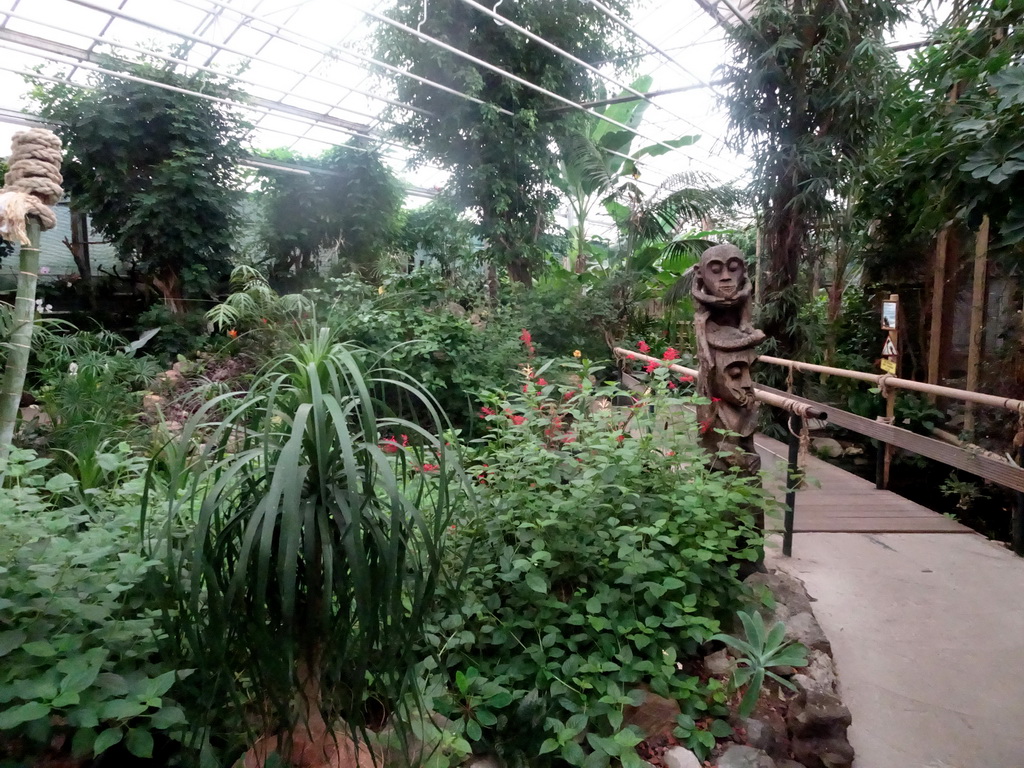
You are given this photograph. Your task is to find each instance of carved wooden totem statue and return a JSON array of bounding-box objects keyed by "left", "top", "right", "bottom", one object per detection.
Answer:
[{"left": 692, "top": 243, "right": 765, "bottom": 475}]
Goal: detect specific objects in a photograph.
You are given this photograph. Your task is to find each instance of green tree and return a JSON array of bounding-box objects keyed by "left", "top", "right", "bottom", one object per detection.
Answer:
[
  {"left": 721, "top": 0, "right": 904, "bottom": 356},
  {"left": 862, "top": 2, "right": 1024, "bottom": 270},
  {"left": 555, "top": 75, "right": 700, "bottom": 273},
  {"left": 30, "top": 56, "right": 247, "bottom": 312},
  {"left": 372, "top": 0, "right": 637, "bottom": 286},
  {"left": 258, "top": 142, "right": 405, "bottom": 282}
]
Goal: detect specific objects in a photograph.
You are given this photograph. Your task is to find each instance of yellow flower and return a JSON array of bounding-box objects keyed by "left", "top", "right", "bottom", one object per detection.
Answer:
[{"left": 572, "top": 349, "right": 582, "bottom": 358}]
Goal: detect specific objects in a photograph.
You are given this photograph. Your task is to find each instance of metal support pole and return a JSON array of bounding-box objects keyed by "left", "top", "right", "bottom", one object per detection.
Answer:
[
  {"left": 875, "top": 432, "right": 886, "bottom": 490},
  {"left": 1014, "top": 445, "right": 1024, "bottom": 557},
  {"left": 783, "top": 415, "right": 801, "bottom": 557}
]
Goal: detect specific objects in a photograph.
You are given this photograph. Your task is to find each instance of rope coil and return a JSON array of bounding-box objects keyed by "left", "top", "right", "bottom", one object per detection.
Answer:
[{"left": 0, "top": 129, "right": 64, "bottom": 246}]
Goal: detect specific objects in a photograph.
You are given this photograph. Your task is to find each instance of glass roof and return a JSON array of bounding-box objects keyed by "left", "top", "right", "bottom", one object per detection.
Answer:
[{"left": 0, "top": 0, "right": 934, "bottom": 224}]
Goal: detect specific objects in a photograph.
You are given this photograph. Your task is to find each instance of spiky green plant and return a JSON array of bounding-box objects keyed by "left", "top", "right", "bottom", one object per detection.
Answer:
[{"left": 145, "top": 328, "right": 466, "bottom": 759}]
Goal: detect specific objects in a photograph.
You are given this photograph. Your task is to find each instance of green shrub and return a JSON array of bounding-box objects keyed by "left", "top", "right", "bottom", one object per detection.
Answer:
[
  {"left": 426, "top": 358, "right": 774, "bottom": 765},
  {"left": 0, "top": 449, "right": 188, "bottom": 763}
]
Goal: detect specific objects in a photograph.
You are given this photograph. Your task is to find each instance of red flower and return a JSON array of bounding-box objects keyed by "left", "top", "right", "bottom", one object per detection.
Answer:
[
  {"left": 480, "top": 406, "right": 496, "bottom": 418},
  {"left": 401, "top": 434, "right": 409, "bottom": 446},
  {"left": 644, "top": 361, "right": 659, "bottom": 374},
  {"left": 616, "top": 434, "right": 626, "bottom": 443},
  {"left": 536, "top": 378, "right": 548, "bottom": 386},
  {"left": 712, "top": 397, "right": 721, "bottom": 403},
  {"left": 519, "top": 329, "right": 535, "bottom": 356},
  {"left": 227, "top": 329, "right": 238, "bottom": 339},
  {"left": 418, "top": 463, "right": 439, "bottom": 472},
  {"left": 511, "top": 414, "right": 526, "bottom": 425},
  {"left": 626, "top": 353, "right": 636, "bottom": 360},
  {"left": 562, "top": 390, "right": 575, "bottom": 401},
  {"left": 699, "top": 419, "right": 713, "bottom": 435},
  {"left": 663, "top": 347, "right": 680, "bottom": 361},
  {"left": 668, "top": 382, "right": 677, "bottom": 390},
  {"left": 680, "top": 376, "right": 694, "bottom": 383},
  {"left": 638, "top": 340, "right": 650, "bottom": 353},
  {"left": 380, "top": 438, "right": 400, "bottom": 454}
]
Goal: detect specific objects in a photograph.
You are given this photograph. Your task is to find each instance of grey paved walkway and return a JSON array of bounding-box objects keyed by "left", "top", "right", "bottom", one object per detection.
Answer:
[{"left": 767, "top": 532, "right": 1024, "bottom": 768}]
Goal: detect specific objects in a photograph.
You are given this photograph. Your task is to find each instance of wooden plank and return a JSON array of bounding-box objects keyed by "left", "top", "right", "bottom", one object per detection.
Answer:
[
  {"left": 927, "top": 227, "right": 949, "bottom": 390},
  {"left": 756, "top": 385, "right": 1024, "bottom": 494},
  {"left": 965, "top": 215, "right": 990, "bottom": 436}
]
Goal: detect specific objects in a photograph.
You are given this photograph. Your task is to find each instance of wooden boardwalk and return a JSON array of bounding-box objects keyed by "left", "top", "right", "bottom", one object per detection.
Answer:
[{"left": 755, "top": 435, "right": 973, "bottom": 534}]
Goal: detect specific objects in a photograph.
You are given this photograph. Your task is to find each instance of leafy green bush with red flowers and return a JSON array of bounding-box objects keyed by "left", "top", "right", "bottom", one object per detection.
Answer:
[{"left": 422, "top": 355, "right": 777, "bottom": 766}]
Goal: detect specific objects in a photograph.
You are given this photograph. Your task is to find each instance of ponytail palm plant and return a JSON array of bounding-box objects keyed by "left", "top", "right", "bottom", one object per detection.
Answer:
[{"left": 146, "top": 328, "right": 465, "bottom": 760}]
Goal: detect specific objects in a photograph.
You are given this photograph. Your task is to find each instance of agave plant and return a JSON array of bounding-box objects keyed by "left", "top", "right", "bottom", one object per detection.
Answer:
[
  {"left": 145, "top": 328, "right": 466, "bottom": 761},
  {"left": 711, "top": 609, "right": 808, "bottom": 719}
]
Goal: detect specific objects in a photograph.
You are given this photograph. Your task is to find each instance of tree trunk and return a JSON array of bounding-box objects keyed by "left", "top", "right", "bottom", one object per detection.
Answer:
[
  {"left": 0, "top": 218, "right": 41, "bottom": 458},
  {"left": 152, "top": 265, "right": 187, "bottom": 314}
]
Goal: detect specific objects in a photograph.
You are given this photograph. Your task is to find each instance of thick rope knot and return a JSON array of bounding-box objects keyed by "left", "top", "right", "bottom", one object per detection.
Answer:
[{"left": 0, "top": 128, "right": 64, "bottom": 245}]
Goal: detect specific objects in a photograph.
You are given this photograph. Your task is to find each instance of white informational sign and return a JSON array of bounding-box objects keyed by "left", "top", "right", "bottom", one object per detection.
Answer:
[
  {"left": 881, "top": 300, "right": 898, "bottom": 330},
  {"left": 881, "top": 337, "right": 897, "bottom": 357}
]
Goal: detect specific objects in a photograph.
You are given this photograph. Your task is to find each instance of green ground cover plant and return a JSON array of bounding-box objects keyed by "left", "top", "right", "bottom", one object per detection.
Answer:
[
  {"left": 0, "top": 449, "right": 188, "bottom": 763},
  {"left": 418, "top": 355, "right": 776, "bottom": 766}
]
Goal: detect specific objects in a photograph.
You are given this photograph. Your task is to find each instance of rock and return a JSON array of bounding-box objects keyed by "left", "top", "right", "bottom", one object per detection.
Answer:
[
  {"left": 143, "top": 393, "right": 166, "bottom": 412},
  {"left": 810, "top": 438, "right": 843, "bottom": 459},
  {"left": 446, "top": 301, "right": 467, "bottom": 318},
  {"left": 663, "top": 746, "right": 702, "bottom": 768},
  {"left": 622, "top": 688, "right": 681, "bottom": 739},
  {"left": 716, "top": 744, "right": 777, "bottom": 768},
  {"left": 772, "top": 665, "right": 796, "bottom": 677},
  {"left": 743, "top": 570, "right": 814, "bottom": 622},
  {"left": 787, "top": 690, "right": 854, "bottom": 768},
  {"left": 466, "top": 756, "right": 501, "bottom": 768},
  {"left": 243, "top": 722, "right": 376, "bottom": 768},
  {"left": 741, "top": 715, "right": 787, "bottom": 757},
  {"left": 704, "top": 648, "right": 735, "bottom": 676},
  {"left": 776, "top": 762, "right": 807, "bottom": 768},
  {"left": 159, "top": 368, "right": 183, "bottom": 387},
  {"left": 787, "top": 690, "right": 851, "bottom": 737},
  {"left": 841, "top": 445, "right": 863, "bottom": 457},
  {"left": 784, "top": 611, "right": 831, "bottom": 654},
  {"left": 790, "top": 650, "right": 838, "bottom": 697}
]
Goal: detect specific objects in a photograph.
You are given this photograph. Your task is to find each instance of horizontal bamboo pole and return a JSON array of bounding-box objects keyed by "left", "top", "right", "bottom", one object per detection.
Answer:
[
  {"left": 613, "top": 348, "right": 827, "bottom": 420},
  {"left": 758, "top": 354, "right": 1024, "bottom": 416}
]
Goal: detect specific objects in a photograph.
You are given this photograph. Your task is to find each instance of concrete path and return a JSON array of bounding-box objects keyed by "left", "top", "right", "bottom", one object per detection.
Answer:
[{"left": 767, "top": 532, "right": 1024, "bottom": 768}]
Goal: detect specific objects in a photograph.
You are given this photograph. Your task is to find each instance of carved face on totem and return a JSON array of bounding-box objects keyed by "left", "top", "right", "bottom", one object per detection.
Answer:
[
  {"left": 698, "top": 245, "right": 747, "bottom": 300},
  {"left": 711, "top": 349, "right": 756, "bottom": 408}
]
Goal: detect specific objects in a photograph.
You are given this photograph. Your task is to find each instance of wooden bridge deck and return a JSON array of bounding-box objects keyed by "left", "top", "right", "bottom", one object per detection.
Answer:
[{"left": 755, "top": 435, "right": 974, "bottom": 534}]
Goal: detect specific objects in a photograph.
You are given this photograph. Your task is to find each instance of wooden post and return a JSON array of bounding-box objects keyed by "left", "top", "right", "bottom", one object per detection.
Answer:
[
  {"left": 879, "top": 294, "right": 900, "bottom": 488},
  {"left": 0, "top": 219, "right": 42, "bottom": 458},
  {"left": 927, "top": 227, "right": 949, "bottom": 394},
  {"left": 964, "top": 216, "right": 989, "bottom": 438},
  {"left": 783, "top": 414, "right": 801, "bottom": 557}
]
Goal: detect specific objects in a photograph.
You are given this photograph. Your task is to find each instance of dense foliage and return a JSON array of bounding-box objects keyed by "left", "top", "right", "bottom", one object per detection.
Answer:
[
  {"left": 861, "top": 2, "right": 1024, "bottom": 272},
  {"left": 721, "top": 0, "right": 904, "bottom": 355},
  {"left": 373, "top": 0, "right": 637, "bottom": 284},
  {"left": 30, "top": 56, "right": 247, "bottom": 310},
  {"left": 424, "top": 359, "right": 770, "bottom": 765},
  {"left": 257, "top": 142, "right": 405, "bottom": 282}
]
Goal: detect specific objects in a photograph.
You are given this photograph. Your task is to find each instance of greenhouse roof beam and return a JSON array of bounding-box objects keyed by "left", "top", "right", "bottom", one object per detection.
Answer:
[
  {"left": 355, "top": 4, "right": 699, "bottom": 161},
  {"left": 0, "top": 25, "right": 378, "bottom": 135},
  {"left": 455, "top": 0, "right": 710, "bottom": 137},
  {"left": 63, "top": 0, "right": 433, "bottom": 119},
  {"left": 0, "top": 10, "right": 385, "bottom": 126},
  {"left": 582, "top": 0, "right": 718, "bottom": 90},
  {"left": 0, "top": 55, "right": 412, "bottom": 157},
  {"left": 180, "top": 0, "right": 516, "bottom": 119}
]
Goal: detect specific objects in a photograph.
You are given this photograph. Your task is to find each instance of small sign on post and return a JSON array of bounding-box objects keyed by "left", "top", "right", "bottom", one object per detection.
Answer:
[{"left": 878, "top": 294, "right": 900, "bottom": 488}]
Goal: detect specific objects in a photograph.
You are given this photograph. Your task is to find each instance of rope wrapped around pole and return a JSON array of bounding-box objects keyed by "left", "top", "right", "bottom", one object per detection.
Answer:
[
  {"left": 0, "top": 129, "right": 64, "bottom": 245},
  {"left": 0, "top": 128, "right": 63, "bottom": 459}
]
